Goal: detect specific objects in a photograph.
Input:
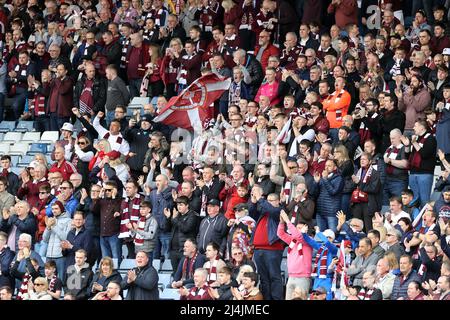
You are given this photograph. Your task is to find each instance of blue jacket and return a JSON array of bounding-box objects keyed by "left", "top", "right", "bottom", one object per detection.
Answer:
[
  {"left": 302, "top": 232, "right": 338, "bottom": 299},
  {"left": 0, "top": 247, "right": 15, "bottom": 288},
  {"left": 46, "top": 196, "right": 79, "bottom": 218},
  {"left": 0, "top": 213, "right": 37, "bottom": 248},
  {"left": 146, "top": 187, "right": 174, "bottom": 233},
  {"left": 436, "top": 108, "right": 450, "bottom": 154},
  {"left": 248, "top": 198, "right": 282, "bottom": 246},
  {"left": 63, "top": 226, "right": 93, "bottom": 268},
  {"left": 313, "top": 172, "right": 344, "bottom": 217},
  {"left": 337, "top": 223, "right": 366, "bottom": 250}
]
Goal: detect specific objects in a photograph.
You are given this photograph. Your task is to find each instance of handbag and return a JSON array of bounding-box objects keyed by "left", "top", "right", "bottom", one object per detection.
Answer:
[{"left": 351, "top": 187, "right": 368, "bottom": 203}]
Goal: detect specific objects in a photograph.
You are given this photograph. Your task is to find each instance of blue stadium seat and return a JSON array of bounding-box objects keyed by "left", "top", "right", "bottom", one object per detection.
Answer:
[
  {"left": 159, "top": 288, "right": 179, "bottom": 300},
  {"left": 10, "top": 155, "right": 21, "bottom": 167},
  {"left": 10, "top": 167, "right": 22, "bottom": 176},
  {"left": 27, "top": 143, "right": 48, "bottom": 155},
  {"left": 15, "top": 121, "right": 35, "bottom": 133},
  {"left": 0, "top": 121, "right": 16, "bottom": 133},
  {"left": 119, "top": 259, "right": 135, "bottom": 271},
  {"left": 18, "top": 155, "right": 35, "bottom": 167}
]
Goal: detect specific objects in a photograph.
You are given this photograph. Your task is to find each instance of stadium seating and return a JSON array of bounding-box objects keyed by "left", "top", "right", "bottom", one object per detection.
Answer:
[
  {"left": 0, "top": 121, "right": 16, "bottom": 133},
  {"left": 18, "top": 155, "right": 35, "bottom": 167},
  {"left": 9, "top": 142, "right": 29, "bottom": 156},
  {"left": 22, "top": 132, "right": 42, "bottom": 143},
  {"left": 3, "top": 132, "right": 23, "bottom": 143},
  {"left": 119, "top": 259, "right": 135, "bottom": 271},
  {"left": 15, "top": 121, "right": 35, "bottom": 133},
  {"left": 10, "top": 167, "right": 22, "bottom": 176},
  {"left": 159, "top": 288, "right": 179, "bottom": 300},
  {"left": 10, "top": 155, "right": 21, "bottom": 167},
  {"left": 0, "top": 143, "right": 10, "bottom": 155},
  {"left": 40, "top": 131, "right": 60, "bottom": 143},
  {"left": 27, "top": 143, "right": 48, "bottom": 155},
  {"left": 152, "top": 259, "right": 161, "bottom": 270},
  {"left": 160, "top": 259, "right": 173, "bottom": 272},
  {"left": 158, "top": 273, "right": 172, "bottom": 289}
]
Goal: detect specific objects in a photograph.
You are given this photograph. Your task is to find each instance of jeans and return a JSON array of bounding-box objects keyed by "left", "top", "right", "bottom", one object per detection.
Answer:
[
  {"left": 383, "top": 177, "right": 408, "bottom": 205},
  {"left": 409, "top": 174, "right": 434, "bottom": 208},
  {"left": 49, "top": 113, "right": 70, "bottom": 131},
  {"left": 35, "top": 241, "right": 48, "bottom": 258},
  {"left": 341, "top": 193, "right": 352, "bottom": 218},
  {"left": 34, "top": 116, "right": 49, "bottom": 133},
  {"left": 47, "top": 256, "right": 66, "bottom": 278},
  {"left": 100, "top": 234, "right": 122, "bottom": 267},
  {"left": 0, "top": 92, "right": 5, "bottom": 122},
  {"left": 154, "top": 232, "right": 171, "bottom": 261},
  {"left": 128, "top": 78, "right": 142, "bottom": 99},
  {"left": 252, "top": 249, "right": 283, "bottom": 300},
  {"left": 105, "top": 110, "right": 115, "bottom": 128},
  {"left": 12, "top": 87, "right": 28, "bottom": 120},
  {"left": 316, "top": 214, "right": 338, "bottom": 233}
]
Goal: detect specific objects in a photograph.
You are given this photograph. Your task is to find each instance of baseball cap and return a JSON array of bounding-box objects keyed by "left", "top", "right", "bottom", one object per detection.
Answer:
[
  {"left": 141, "top": 114, "right": 152, "bottom": 123},
  {"left": 442, "top": 48, "right": 450, "bottom": 55},
  {"left": 322, "top": 229, "right": 335, "bottom": 241},
  {"left": 28, "top": 160, "right": 39, "bottom": 169},
  {"left": 233, "top": 203, "right": 248, "bottom": 212},
  {"left": 312, "top": 287, "right": 327, "bottom": 294},
  {"left": 207, "top": 199, "right": 220, "bottom": 206},
  {"left": 61, "top": 122, "right": 74, "bottom": 132}
]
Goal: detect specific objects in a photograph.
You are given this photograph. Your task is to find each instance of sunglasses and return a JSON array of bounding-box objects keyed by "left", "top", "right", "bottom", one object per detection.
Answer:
[
  {"left": 104, "top": 189, "right": 113, "bottom": 192},
  {"left": 34, "top": 283, "right": 45, "bottom": 286},
  {"left": 78, "top": 141, "right": 86, "bottom": 145},
  {"left": 60, "top": 186, "right": 70, "bottom": 190}
]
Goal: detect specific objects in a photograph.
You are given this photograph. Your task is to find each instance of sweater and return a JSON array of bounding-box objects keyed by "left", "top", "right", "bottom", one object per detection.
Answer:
[
  {"left": 277, "top": 222, "right": 313, "bottom": 278},
  {"left": 105, "top": 76, "right": 130, "bottom": 112},
  {"left": 398, "top": 87, "right": 432, "bottom": 130}
]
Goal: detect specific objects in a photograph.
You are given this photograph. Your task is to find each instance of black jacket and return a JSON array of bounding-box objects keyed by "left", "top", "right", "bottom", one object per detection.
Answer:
[
  {"left": 200, "top": 177, "right": 225, "bottom": 202},
  {"left": 121, "top": 264, "right": 159, "bottom": 300},
  {"left": 63, "top": 226, "right": 94, "bottom": 268},
  {"left": 197, "top": 213, "right": 229, "bottom": 255},
  {"left": 124, "top": 125, "right": 152, "bottom": 172},
  {"left": 380, "top": 109, "right": 406, "bottom": 152},
  {"left": 167, "top": 210, "right": 199, "bottom": 252},
  {"left": 356, "top": 167, "right": 382, "bottom": 215},
  {"left": 89, "top": 269, "right": 122, "bottom": 297},
  {"left": 63, "top": 263, "right": 94, "bottom": 300},
  {"left": 73, "top": 75, "right": 107, "bottom": 114},
  {"left": 243, "top": 54, "right": 264, "bottom": 99}
]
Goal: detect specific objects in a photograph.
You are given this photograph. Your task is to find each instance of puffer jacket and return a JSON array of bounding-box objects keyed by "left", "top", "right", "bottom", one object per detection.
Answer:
[
  {"left": 313, "top": 172, "right": 344, "bottom": 217},
  {"left": 243, "top": 53, "right": 264, "bottom": 99},
  {"left": 73, "top": 75, "right": 107, "bottom": 113},
  {"left": 42, "top": 211, "right": 72, "bottom": 258},
  {"left": 146, "top": 187, "right": 174, "bottom": 233},
  {"left": 167, "top": 210, "right": 199, "bottom": 253}
]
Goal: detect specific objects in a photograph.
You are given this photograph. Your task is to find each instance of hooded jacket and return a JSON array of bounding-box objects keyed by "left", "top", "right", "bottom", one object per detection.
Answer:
[{"left": 42, "top": 211, "right": 72, "bottom": 258}]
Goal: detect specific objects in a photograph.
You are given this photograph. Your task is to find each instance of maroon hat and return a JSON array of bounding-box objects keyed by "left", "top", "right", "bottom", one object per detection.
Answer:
[{"left": 51, "top": 200, "right": 65, "bottom": 212}]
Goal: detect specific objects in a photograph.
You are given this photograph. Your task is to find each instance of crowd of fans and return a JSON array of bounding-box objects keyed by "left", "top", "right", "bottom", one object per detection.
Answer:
[{"left": 0, "top": 0, "right": 449, "bottom": 301}]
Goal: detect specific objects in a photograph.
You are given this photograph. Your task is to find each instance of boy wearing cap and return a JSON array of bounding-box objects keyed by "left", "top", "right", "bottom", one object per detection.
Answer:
[{"left": 302, "top": 226, "right": 338, "bottom": 300}]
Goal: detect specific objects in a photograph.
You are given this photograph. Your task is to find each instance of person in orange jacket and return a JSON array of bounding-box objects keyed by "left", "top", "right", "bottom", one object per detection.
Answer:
[{"left": 322, "top": 76, "right": 351, "bottom": 142}]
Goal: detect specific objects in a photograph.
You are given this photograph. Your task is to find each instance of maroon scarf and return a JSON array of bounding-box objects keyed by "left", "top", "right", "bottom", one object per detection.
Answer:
[
  {"left": 182, "top": 250, "right": 198, "bottom": 281},
  {"left": 287, "top": 238, "right": 303, "bottom": 257},
  {"left": 312, "top": 246, "right": 328, "bottom": 279},
  {"left": 17, "top": 273, "right": 32, "bottom": 300},
  {"left": 119, "top": 194, "right": 142, "bottom": 239},
  {"left": 358, "top": 288, "right": 374, "bottom": 300},
  {"left": 133, "top": 214, "right": 147, "bottom": 246},
  {"left": 206, "top": 254, "right": 220, "bottom": 284},
  {"left": 409, "top": 133, "right": 431, "bottom": 170},
  {"left": 79, "top": 79, "right": 94, "bottom": 115},
  {"left": 384, "top": 144, "right": 402, "bottom": 175}
]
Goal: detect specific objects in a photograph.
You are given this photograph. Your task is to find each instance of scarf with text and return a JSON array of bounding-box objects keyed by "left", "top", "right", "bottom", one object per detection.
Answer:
[
  {"left": 311, "top": 246, "right": 328, "bottom": 279},
  {"left": 79, "top": 79, "right": 94, "bottom": 115}
]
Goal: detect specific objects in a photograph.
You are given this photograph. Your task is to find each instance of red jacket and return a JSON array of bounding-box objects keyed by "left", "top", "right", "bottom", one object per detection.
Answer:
[
  {"left": 44, "top": 76, "right": 74, "bottom": 118},
  {"left": 49, "top": 159, "right": 77, "bottom": 181},
  {"left": 17, "top": 178, "right": 48, "bottom": 209},
  {"left": 254, "top": 44, "right": 280, "bottom": 72},
  {"left": 224, "top": 195, "right": 248, "bottom": 220},
  {"left": 327, "top": 0, "right": 358, "bottom": 29}
]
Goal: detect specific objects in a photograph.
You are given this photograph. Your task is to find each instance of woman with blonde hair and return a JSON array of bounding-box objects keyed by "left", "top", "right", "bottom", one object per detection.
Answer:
[
  {"left": 140, "top": 44, "right": 164, "bottom": 98},
  {"left": 24, "top": 277, "right": 52, "bottom": 300},
  {"left": 34, "top": 153, "right": 49, "bottom": 169},
  {"left": 384, "top": 251, "right": 400, "bottom": 275},
  {"left": 333, "top": 145, "right": 355, "bottom": 215},
  {"left": 160, "top": 37, "right": 183, "bottom": 98},
  {"left": 89, "top": 256, "right": 122, "bottom": 298}
]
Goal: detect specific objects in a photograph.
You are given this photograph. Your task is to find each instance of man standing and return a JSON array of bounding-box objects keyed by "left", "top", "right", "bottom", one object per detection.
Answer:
[
  {"left": 121, "top": 251, "right": 159, "bottom": 300},
  {"left": 172, "top": 239, "right": 206, "bottom": 289},
  {"left": 406, "top": 120, "right": 437, "bottom": 208},
  {"left": 93, "top": 111, "right": 130, "bottom": 157},
  {"left": 73, "top": 61, "right": 107, "bottom": 116},
  {"left": 0, "top": 156, "right": 20, "bottom": 195},
  {"left": 62, "top": 211, "right": 93, "bottom": 270},
  {"left": 104, "top": 64, "right": 130, "bottom": 126},
  {"left": 44, "top": 63, "right": 74, "bottom": 131},
  {"left": 248, "top": 186, "right": 284, "bottom": 300},
  {"left": 126, "top": 33, "right": 149, "bottom": 98}
]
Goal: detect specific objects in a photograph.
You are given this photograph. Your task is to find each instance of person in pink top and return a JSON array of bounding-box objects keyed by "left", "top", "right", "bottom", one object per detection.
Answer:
[
  {"left": 277, "top": 210, "right": 313, "bottom": 300},
  {"left": 254, "top": 67, "right": 281, "bottom": 107}
]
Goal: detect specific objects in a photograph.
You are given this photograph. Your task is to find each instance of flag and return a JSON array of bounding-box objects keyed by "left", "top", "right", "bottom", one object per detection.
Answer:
[
  {"left": 153, "top": 73, "right": 231, "bottom": 131},
  {"left": 412, "top": 203, "right": 428, "bottom": 229},
  {"left": 338, "top": 240, "right": 348, "bottom": 289},
  {"left": 276, "top": 116, "right": 292, "bottom": 144}
]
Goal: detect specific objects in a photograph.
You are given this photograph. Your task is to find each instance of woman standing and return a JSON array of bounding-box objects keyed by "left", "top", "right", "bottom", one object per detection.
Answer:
[
  {"left": 140, "top": 44, "right": 164, "bottom": 98},
  {"left": 160, "top": 38, "right": 183, "bottom": 99},
  {"left": 333, "top": 145, "right": 355, "bottom": 216}
]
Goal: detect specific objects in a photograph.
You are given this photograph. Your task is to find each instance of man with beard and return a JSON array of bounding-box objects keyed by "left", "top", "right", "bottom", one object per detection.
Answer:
[
  {"left": 380, "top": 94, "right": 406, "bottom": 153},
  {"left": 396, "top": 75, "right": 431, "bottom": 136},
  {"left": 352, "top": 98, "right": 382, "bottom": 148}
]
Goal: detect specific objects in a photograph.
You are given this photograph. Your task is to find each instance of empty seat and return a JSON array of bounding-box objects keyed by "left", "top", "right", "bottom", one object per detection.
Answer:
[
  {"left": 9, "top": 143, "right": 30, "bottom": 156},
  {"left": 15, "top": 121, "right": 35, "bottom": 133},
  {"left": 40, "top": 131, "right": 60, "bottom": 143},
  {"left": 431, "top": 191, "right": 441, "bottom": 201},
  {"left": 160, "top": 259, "right": 173, "bottom": 272},
  {"left": 0, "top": 143, "right": 10, "bottom": 155},
  {"left": 159, "top": 288, "right": 179, "bottom": 300},
  {"left": 10, "top": 155, "right": 21, "bottom": 167},
  {"left": 3, "top": 132, "right": 23, "bottom": 143},
  {"left": 27, "top": 143, "right": 48, "bottom": 155},
  {"left": 0, "top": 121, "right": 16, "bottom": 133},
  {"left": 10, "top": 167, "right": 22, "bottom": 176},
  {"left": 119, "top": 259, "right": 135, "bottom": 270},
  {"left": 152, "top": 259, "right": 161, "bottom": 270},
  {"left": 22, "top": 132, "right": 42, "bottom": 143},
  {"left": 158, "top": 273, "right": 172, "bottom": 288},
  {"left": 18, "top": 155, "right": 35, "bottom": 167}
]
